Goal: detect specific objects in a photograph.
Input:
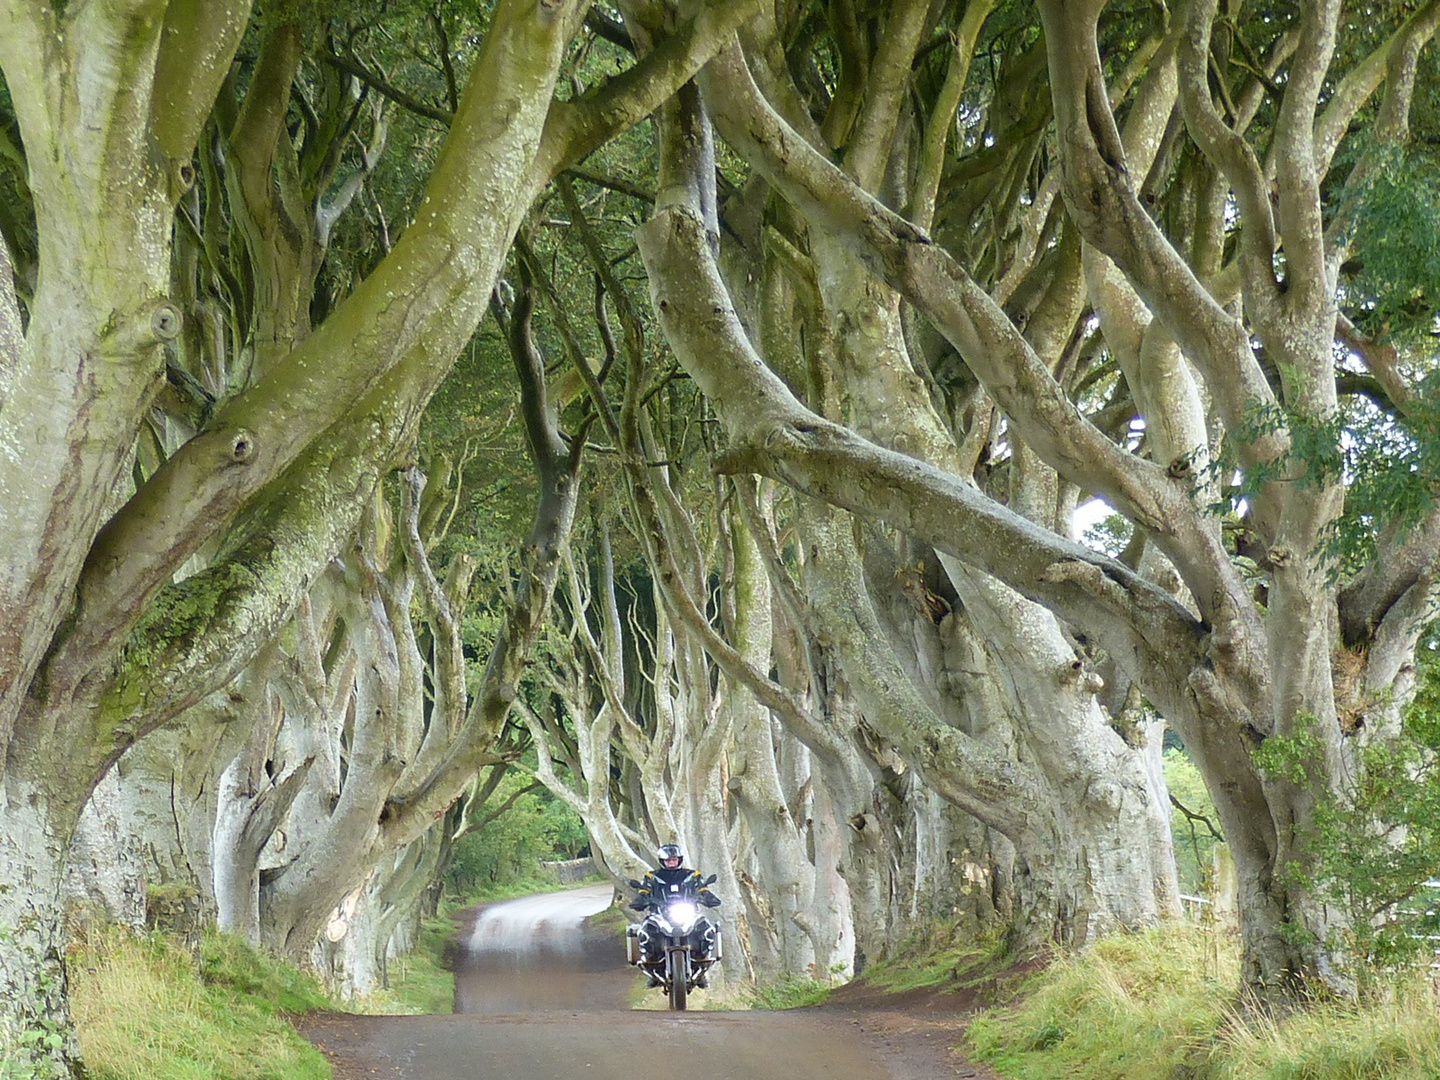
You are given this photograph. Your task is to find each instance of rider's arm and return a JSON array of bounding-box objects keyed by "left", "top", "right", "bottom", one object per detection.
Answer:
[
  {"left": 630, "top": 874, "right": 658, "bottom": 910},
  {"left": 691, "top": 871, "right": 721, "bottom": 906}
]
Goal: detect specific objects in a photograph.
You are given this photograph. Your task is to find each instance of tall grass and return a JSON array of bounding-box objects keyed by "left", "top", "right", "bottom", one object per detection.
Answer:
[
  {"left": 1216, "top": 978, "right": 1440, "bottom": 1080},
  {"left": 69, "top": 927, "right": 333, "bottom": 1080},
  {"left": 967, "top": 921, "right": 1440, "bottom": 1080}
]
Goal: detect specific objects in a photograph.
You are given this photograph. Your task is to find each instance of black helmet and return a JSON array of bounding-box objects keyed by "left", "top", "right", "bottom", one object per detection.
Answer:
[{"left": 656, "top": 843, "right": 684, "bottom": 869}]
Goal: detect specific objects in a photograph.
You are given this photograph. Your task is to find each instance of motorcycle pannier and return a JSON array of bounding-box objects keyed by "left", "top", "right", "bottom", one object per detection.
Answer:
[{"left": 625, "top": 923, "right": 641, "bottom": 965}]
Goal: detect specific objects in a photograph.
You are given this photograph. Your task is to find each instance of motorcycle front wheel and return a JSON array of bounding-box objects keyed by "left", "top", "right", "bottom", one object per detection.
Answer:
[{"left": 666, "top": 949, "right": 689, "bottom": 1011}]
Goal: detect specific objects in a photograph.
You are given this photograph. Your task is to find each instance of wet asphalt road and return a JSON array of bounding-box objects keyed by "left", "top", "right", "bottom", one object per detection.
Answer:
[
  {"left": 454, "top": 883, "right": 622, "bottom": 1014},
  {"left": 301, "top": 884, "right": 966, "bottom": 1080}
]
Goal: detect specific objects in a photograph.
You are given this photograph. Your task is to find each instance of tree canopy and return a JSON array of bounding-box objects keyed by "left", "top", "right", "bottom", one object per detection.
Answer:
[{"left": 3, "top": 1, "right": 1440, "bottom": 1075}]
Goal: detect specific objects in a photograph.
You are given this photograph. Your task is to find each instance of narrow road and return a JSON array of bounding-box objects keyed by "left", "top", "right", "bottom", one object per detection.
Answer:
[
  {"left": 455, "top": 883, "right": 620, "bottom": 1014},
  {"left": 301, "top": 884, "right": 984, "bottom": 1080}
]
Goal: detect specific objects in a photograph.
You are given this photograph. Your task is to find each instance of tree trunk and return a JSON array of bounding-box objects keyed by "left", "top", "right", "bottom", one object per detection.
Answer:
[
  {"left": 0, "top": 772, "right": 80, "bottom": 1079},
  {"left": 62, "top": 770, "right": 147, "bottom": 933},
  {"left": 725, "top": 501, "right": 819, "bottom": 977}
]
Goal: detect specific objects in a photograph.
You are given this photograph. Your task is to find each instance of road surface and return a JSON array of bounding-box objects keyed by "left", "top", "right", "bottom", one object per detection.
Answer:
[{"left": 300, "top": 884, "right": 984, "bottom": 1080}]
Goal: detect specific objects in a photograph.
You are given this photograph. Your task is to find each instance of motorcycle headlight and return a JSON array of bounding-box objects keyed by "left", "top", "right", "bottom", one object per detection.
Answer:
[{"left": 664, "top": 901, "right": 699, "bottom": 932}]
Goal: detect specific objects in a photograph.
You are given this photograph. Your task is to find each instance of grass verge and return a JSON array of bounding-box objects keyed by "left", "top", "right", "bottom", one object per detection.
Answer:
[
  {"left": 859, "top": 921, "right": 1010, "bottom": 995},
  {"left": 366, "top": 913, "right": 461, "bottom": 1015},
  {"left": 747, "top": 974, "right": 833, "bottom": 1009},
  {"left": 582, "top": 899, "right": 630, "bottom": 938},
  {"left": 69, "top": 926, "right": 334, "bottom": 1080},
  {"left": 455, "top": 873, "right": 608, "bottom": 907},
  {"left": 743, "top": 920, "right": 1008, "bottom": 1012},
  {"left": 967, "top": 921, "right": 1440, "bottom": 1080}
]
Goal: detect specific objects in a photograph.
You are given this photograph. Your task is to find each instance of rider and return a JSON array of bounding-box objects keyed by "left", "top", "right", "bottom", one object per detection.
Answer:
[
  {"left": 630, "top": 843, "right": 721, "bottom": 986},
  {"left": 630, "top": 843, "right": 722, "bottom": 912}
]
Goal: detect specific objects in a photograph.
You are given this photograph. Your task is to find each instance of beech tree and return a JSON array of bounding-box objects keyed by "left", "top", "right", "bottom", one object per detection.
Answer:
[
  {"left": 634, "top": 0, "right": 1440, "bottom": 1000},
  {"left": 0, "top": 0, "right": 761, "bottom": 1071},
  {"left": 5, "top": 4, "right": 1440, "bottom": 1073}
]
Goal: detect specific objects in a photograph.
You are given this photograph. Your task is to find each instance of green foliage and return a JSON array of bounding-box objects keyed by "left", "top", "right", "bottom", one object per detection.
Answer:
[
  {"left": 1250, "top": 715, "right": 1327, "bottom": 788},
  {"left": 0, "top": 917, "right": 76, "bottom": 1080},
  {"left": 1342, "top": 145, "right": 1440, "bottom": 343},
  {"left": 968, "top": 922, "right": 1440, "bottom": 1080},
  {"left": 1204, "top": 400, "right": 1345, "bottom": 513},
  {"left": 0, "top": 1019, "right": 67, "bottom": 1080},
  {"left": 1081, "top": 511, "right": 1133, "bottom": 560},
  {"left": 746, "top": 974, "right": 833, "bottom": 1010},
  {"left": 1198, "top": 374, "right": 1440, "bottom": 587},
  {"left": 1165, "top": 748, "right": 1223, "bottom": 896},
  {"left": 1322, "top": 374, "right": 1440, "bottom": 578},
  {"left": 1198, "top": 385, "right": 1440, "bottom": 587},
  {"left": 1312, "top": 686, "right": 1440, "bottom": 971},
  {"left": 1250, "top": 686, "right": 1440, "bottom": 973},
  {"left": 443, "top": 772, "right": 589, "bottom": 900},
  {"left": 69, "top": 926, "right": 333, "bottom": 1080}
]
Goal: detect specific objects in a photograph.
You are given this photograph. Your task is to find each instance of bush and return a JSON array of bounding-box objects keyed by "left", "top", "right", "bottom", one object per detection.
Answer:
[{"left": 1249, "top": 670, "right": 1440, "bottom": 976}]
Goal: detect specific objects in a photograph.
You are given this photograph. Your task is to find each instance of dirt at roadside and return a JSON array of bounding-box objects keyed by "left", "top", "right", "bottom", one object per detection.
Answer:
[
  {"left": 813, "top": 976, "right": 1009, "bottom": 1080},
  {"left": 296, "top": 1010, "right": 403, "bottom": 1080}
]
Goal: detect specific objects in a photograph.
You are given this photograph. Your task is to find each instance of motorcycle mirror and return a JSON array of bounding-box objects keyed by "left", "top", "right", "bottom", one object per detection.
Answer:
[
  {"left": 703, "top": 874, "right": 717, "bottom": 886},
  {"left": 627, "top": 879, "right": 644, "bottom": 889}
]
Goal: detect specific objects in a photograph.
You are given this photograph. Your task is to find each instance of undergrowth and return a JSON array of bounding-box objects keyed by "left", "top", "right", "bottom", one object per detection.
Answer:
[
  {"left": 859, "top": 920, "right": 1009, "bottom": 994},
  {"left": 967, "top": 921, "right": 1440, "bottom": 1080},
  {"left": 747, "top": 974, "right": 833, "bottom": 1009},
  {"left": 362, "top": 913, "right": 458, "bottom": 1015},
  {"left": 68, "top": 926, "right": 333, "bottom": 1080}
]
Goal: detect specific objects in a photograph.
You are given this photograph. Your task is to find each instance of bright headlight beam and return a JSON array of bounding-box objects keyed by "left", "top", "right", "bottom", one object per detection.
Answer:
[{"left": 665, "top": 901, "right": 699, "bottom": 932}]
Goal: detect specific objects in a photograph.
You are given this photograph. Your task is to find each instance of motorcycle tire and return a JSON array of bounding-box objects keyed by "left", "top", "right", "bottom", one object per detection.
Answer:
[{"left": 666, "top": 949, "right": 689, "bottom": 1011}]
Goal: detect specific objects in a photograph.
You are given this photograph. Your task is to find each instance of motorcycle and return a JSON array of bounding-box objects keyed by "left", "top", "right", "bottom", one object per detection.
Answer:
[{"left": 624, "top": 874, "right": 722, "bottom": 1011}]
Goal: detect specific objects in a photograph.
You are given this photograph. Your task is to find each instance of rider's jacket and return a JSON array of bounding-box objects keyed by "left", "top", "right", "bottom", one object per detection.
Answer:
[{"left": 630, "top": 867, "right": 722, "bottom": 911}]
